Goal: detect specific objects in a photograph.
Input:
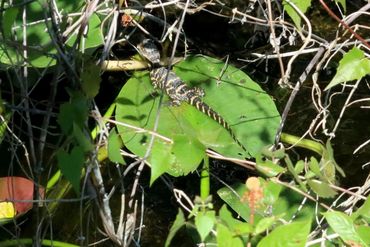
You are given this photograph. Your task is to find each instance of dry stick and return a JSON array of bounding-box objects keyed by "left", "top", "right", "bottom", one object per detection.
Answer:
[
  {"left": 319, "top": 0, "right": 370, "bottom": 50},
  {"left": 279, "top": 0, "right": 313, "bottom": 86},
  {"left": 274, "top": 47, "right": 326, "bottom": 147},
  {"left": 266, "top": 0, "right": 285, "bottom": 80}
]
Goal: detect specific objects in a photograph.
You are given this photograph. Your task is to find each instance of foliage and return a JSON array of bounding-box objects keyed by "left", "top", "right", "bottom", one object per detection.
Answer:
[
  {"left": 0, "top": 0, "right": 369, "bottom": 246},
  {"left": 325, "top": 47, "right": 370, "bottom": 90},
  {"left": 0, "top": 0, "right": 103, "bottom": 68}
]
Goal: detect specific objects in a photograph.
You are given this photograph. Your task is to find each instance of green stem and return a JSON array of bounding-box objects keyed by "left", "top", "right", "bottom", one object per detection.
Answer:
[
  {"left": 200, "top": 155, "right": 210, "bottom": 200},
  {"left": 280, "top": 132, "right": 325, "bottom": 155},
  {"left": 0, "top": 239, "right": 78, "bottom": 247}
]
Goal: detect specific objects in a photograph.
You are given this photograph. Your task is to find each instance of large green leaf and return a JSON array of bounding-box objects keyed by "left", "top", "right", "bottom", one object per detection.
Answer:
[
  {"left": 257, "top": 219, "right": 311, "bottom": 247},
  {"left": 173, "top": 56, "right": 280, "bottom": 156},
  {"left": 115, "top": 56, "right": 280, "bottom": 181},
  {"left": 325, "top": 47, "right": 370, "bottom": 90},
  {"left": 324, "top": 211, "right": 367, "bottom": 246}
]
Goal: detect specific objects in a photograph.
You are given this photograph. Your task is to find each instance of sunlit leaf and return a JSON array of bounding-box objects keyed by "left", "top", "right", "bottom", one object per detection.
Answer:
[
  {"left": 0, "top": 202, "right": 16, "bottom": 219},
  {"left": 66, "top": 13, "right": 104, "bottom": 49},
  {"left": 325, "top": 47, "right": 370, "bottom": 90},
  {"left": 307, "top": 180, "right": 337, "bottom": 198},
  {"left": 195, "top": 210, "right": 216, "bottom": 241},
  {"left": 256, "top": 155, "right": 286, "bottom": 177},
  {"left": 324, "top": 211, "right": 367, "bottom": 246},
  {"left": 254, "top": 216, "right": 278, "bottom": 235},
  {"left": 257, "top": 220, "right": 311, "bottom": 247},
  {"left": 351, "top": 195, "right": 370, "bottom": 221},
  {"left": 116, "top": 56, "right": 280, "bottom": 182},
  {"left": 219, "top": 205, "right": 253, "bottom": 235},
  {"left": 217, "top": 183, "right": 251, "bottom": 222},
  {"left": 149, "top": 139, "right": 174, "bottom": 185},
  {"left": 283, "top": 0, "right": 311, "bottom": 29},
  {"left": 217, "top": 223, "right": 244, "bottom": 247},
  {"left": 356, "top": 226, "right": 370, "bottom": 245},
  {"left": 170, "top": 134, "right": 205, "bottom": 176}
]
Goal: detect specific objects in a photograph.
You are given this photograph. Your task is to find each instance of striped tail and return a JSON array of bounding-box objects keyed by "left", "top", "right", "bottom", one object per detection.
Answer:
[{"left": 188, "top": 97, "right": 247, "bottom": 153}]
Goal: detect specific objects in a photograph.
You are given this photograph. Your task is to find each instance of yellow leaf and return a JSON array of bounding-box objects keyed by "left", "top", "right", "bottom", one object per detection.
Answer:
[{"left": 0, "top": 202, "right": 16, "bottom": 218}]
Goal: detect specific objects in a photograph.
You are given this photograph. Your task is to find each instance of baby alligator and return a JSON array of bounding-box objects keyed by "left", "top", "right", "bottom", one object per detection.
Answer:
[{"left": 138, "top": 39, "right": 247, "bottom": 153}]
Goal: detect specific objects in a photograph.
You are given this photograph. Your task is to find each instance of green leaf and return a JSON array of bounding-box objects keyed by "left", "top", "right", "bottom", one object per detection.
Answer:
[
  {"left": 254, "top": 216, "right": 278, "bottom": 235},
  {"left": 195, "top": 210, "right": 216, "bottom": 241},
  {"left": 283, "top": 0, "right": 311, "bottom": 29},
  {"left": 257, "top": 220, "right": 311, "bottom": 247},
  {"left": 165, "top": 209, "right": 186, "bottom": 247},
  {"left": 324, "top": 211, "right": 367, "bottom": 246},
  {"left": 81, "top": 60, "right": 101, "bottom": 99},
  {"left": 263, "top": 179, "right": 283, "bottom": 205},
  {"left": 307, "top": 180, "right": 337, "bottom": 198},
  {"left": 73, "top": 123, "right": 93, "bottom": 152},
  {"left": 219, "top": 205, "right": 252, "bottom": 235},
  {"left": 66, "top": 13, "right": 104, "bottom": 49},
  {"left": 351, "top": 195, "right": 370, "bottom": 221},
  {"left": 108, "top": 129, "right": 125, "bottom": 165},
  {"left": 170, "top": 134, "right": 205, "bottom": 176},
  {"left": 334, "top": 0, "right": 346, "bottom": 12},
  {"left": 174, "top": 56, "right": 280, "bottom": 157},
  {"left": 217, "top": 183, "right": 252, "bottom": 222},
  {"left": 217, "top": 223, "right": 244, "bottom": 247},
  {"left": 115, "top": 56, "right": 280, "bottom": 181},
  {"left": 56, "top": 146, "right": 84, "bottom": 195},
  {"left": 256, "top": 155, "right": 286, "bottom": 177},
  {"left": 0, "top": 0, "right": 87, "bottom": 67},
  {"left": 150, "top": 139, "right": 174, "bottom": 185},
  {"left": 357, "top": 226, "right": 370, "bottom": 245},
  {"left": 323, "top": 139, "right": 345, "bottom": 178},
  {"left": 57, "top": 92, "right": 89, "bottom": 135},
  {"left": 325, "top": 47, "right": 370, "bottom": 90},
  {"left": 2, "top": 7, "right": 18, "bottom": 39}
]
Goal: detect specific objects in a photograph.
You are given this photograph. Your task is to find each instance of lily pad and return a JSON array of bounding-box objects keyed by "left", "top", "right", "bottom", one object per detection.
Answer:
[{"left": 115, "top": 55, "right": 280, "bottom": 181}]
